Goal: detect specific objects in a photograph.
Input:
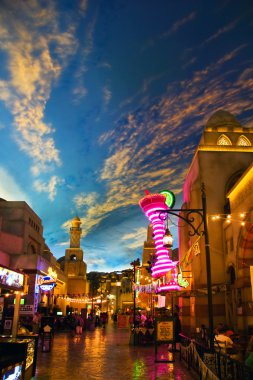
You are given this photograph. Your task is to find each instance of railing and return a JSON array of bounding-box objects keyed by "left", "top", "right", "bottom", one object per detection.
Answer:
[{"left": 179, "top": 333, "right": 253, "bottom": 380}]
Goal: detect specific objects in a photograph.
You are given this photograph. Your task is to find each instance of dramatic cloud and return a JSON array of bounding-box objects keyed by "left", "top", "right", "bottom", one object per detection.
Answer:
[
  {"left": 68, "top": 47, "right": 253, "bottom": 240},
  {"left": 0, "top": 0, "right": 78, "bottom": 198}
]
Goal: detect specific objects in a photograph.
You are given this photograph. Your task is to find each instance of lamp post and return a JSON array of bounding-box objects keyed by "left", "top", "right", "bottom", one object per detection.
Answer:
[
  {"left": 156, "top": 183, "right": 214, "bottom": 351},
  {"left": 130, "top": 258, "right": 140, "bottom": 344}
]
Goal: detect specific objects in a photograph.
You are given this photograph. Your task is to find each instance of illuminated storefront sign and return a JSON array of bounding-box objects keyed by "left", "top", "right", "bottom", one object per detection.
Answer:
[
  {"left": 37, "top": 267, "right": 57, "bottom": 292},
  {"left": 0, "top": 265, "right": 24, "bottom": 290},
  {"left": 38, "top": 275, "right": 56, "bottom": 291}
]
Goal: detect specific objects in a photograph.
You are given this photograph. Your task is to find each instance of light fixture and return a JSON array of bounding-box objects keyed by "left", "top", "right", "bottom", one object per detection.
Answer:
[{"left": 163, "top": 218, "right": 173, "bottom": 248}]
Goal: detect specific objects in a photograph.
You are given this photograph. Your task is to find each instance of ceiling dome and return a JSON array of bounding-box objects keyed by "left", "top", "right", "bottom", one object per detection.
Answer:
[{"left": 206, "top": 110, "right": 241, "bottom": 128}]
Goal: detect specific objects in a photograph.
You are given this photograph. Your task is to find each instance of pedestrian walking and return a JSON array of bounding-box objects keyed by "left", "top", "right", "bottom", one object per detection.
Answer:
[{"left": 75, "top": 315, "right": 84, "bottom": 335}]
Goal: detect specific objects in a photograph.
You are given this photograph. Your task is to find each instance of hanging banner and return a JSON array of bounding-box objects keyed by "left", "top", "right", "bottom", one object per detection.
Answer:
[{"left": 181, "top": 235, "right": 201, "bottom": 268}]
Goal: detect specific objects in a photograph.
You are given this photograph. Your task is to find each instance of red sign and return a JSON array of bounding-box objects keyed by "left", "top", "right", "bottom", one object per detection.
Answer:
[{"left": 117, "top": 315, "right": 129, "bottom": 328}]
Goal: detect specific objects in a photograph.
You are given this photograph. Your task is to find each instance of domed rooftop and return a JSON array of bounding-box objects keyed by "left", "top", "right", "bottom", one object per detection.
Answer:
[
  {"left": 206, "top": 110, "right": 241, "bottom": 129},
  {"left": 71, "top": 216, "right": 81, "bottom": 228}
]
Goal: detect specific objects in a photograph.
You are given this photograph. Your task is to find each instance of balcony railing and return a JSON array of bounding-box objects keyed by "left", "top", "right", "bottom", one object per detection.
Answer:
[{"left": 179, "top": 333, "right": 253, "bottom": 380}]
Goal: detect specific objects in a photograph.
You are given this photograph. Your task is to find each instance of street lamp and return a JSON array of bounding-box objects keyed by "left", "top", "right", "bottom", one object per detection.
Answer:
[
  {"left": 156, "top": 183, "right": 214, "bottom": 351},
  {"left": 130, "top": 258, "right": 140, "bottom": 345},
  {"left": 163, "top": 222, "right": 173, "bottom": 248}
]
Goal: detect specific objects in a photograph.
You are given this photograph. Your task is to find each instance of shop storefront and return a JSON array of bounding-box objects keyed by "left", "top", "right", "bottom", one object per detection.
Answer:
[{"left": 0, "top": 265, "right": 38, "bottom": 380}]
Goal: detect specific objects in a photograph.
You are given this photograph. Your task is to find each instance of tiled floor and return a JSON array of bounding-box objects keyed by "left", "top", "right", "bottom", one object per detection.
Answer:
[{"left": 33, "top": 322, "right": 197, "bottom": 380}]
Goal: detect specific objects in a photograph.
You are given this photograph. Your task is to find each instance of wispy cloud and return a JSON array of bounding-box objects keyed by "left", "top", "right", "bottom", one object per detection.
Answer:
[
  {"left": 103, "top": 85, "right": 112, "bottom": 109},
  {"left": 201, "top": 19, "right": 239, "bottom": 46},
  {"left": 161, "top": 12, "right": 196, "bottom": 38},
  {"left": 142, "top": 12, "right": 196, "bottom": 53},
  {"left": 0, "top": 0, "right": 78, "bottom": 199},
  {"left": 183, "top": 19, "right": 241, "bottom": 68},
  {"left": 98, "top": 62, "right": 112, "bottom": 70},
  {"left": 121, "top": 227, "right": 147, "bottom": 249},
  {"left": 33, "top": 176, "right": 64, "bottom": 201},
  {"left": 74, "top": 192, "right": 98, "bottom": 209},
  {"left": 72, "top": 10, "right": 97, "bottom": 103},
  {"left": 79, "top": 0, "right": 89, "bottom": 14},
  {"left": 55, "top": 241, "right": 69, "bottom": 247}
]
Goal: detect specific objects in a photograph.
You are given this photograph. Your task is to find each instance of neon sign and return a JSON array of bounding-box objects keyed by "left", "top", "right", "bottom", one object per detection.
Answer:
[
  {"left": 160, "top": 190, "right": 175, "bottom": 209},
  {"left": 139, "top": 192, "right": 180, "bottom": 291},
  {"left": 38, "top": 275, "right": 56, "bottom": 291}
]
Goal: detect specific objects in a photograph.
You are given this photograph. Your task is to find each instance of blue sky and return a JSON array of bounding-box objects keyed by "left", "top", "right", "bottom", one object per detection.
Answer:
[{"left": 0, "top": 0, "right": 253, "bottom": 272}]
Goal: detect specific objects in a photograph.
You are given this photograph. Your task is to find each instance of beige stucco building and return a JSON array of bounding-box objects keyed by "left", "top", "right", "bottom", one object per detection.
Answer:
[
  {"left": 0, "top": 198, "right": 67, "bottom": 316},
  {"left": 0, "top": 198, "right": 91, "bottom": 317},
  {"left": 179, "top": 110, "right": 253, "bottom": 334}
]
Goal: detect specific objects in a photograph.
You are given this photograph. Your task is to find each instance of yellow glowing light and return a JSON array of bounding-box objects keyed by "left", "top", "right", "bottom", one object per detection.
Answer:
[
  {"left": 240, "top": 213, "right": 245, "bottom": 218},
  {"left": 241, "top": 222, "right": 245, "bottom": 226},
  {"left": 228, "top": 165, "right": 253, "bottom": 201},
  {"left": 227, "top": 215, "right": 231, "bottom": 219}
]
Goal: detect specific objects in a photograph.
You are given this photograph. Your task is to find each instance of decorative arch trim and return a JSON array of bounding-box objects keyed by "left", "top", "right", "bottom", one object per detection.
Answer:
[
  {"left": 217, "top": 134, "right": 232, "bottom": 146},
  {"left": 237, "top": 135, "right": 251, "bottom": 146}
]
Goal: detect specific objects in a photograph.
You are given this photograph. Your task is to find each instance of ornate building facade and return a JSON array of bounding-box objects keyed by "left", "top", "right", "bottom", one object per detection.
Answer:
[
  {"left": 179, "top": 110, "right": 253, "bottom": 334},
  {"left": 58, "top": 217, "right": 89, "bottom": 313}
]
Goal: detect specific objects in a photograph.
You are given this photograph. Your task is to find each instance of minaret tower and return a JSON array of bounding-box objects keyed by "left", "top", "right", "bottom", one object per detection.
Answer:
[
  {"left": 64, "top": 216, "right": 86, "bottom": 278},
  {"left": 70, "top": 216, "right": 82, "bottom": 251}
]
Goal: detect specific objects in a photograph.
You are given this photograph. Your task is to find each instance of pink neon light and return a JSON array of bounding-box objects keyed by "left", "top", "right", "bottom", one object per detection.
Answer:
[{"left": 139, "top": 193, "right": 178, "bottom": 281}]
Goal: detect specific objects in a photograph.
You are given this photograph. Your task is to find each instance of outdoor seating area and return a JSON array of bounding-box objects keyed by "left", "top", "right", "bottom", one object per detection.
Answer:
[
  {"left": 179, "top": 332, "right": 253, "bottom": 379},
  {"left": 129, "top": 327, "right": 155, "bottom": 345}
]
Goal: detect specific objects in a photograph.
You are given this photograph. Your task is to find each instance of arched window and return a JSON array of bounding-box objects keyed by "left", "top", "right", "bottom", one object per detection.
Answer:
[
  {"left": 217, "top": 134, "right": 232, "bottom": 145},
  {"left": 27, "top": 243, "right": 36, "bottom": 255},
  {"left": 237, "top": 135, "right": 251, "bottom": 146},
  {"left": 225, "top": 170, "right": 244, "bottom": 195},
  {"left": 70, "top": 254, "right": 77, "bottom": 261}
]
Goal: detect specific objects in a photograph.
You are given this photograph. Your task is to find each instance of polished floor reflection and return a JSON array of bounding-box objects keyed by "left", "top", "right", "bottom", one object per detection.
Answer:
[{"left": 33, "top": 322, "right": 197, "bottom": 380}]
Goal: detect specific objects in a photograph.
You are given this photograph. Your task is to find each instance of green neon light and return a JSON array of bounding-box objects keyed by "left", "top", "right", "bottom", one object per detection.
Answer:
[
  {"left": 160, "top": 190, "right": 175, "bottom": 208},
  {"left": 178, "top": 266, "right": 189, "bottom": 288}
]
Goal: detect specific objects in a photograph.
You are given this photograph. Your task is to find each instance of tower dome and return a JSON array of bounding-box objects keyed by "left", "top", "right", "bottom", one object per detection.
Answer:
[
  {"left": 206, "top": 110, "right": 241, "bottom": 129},
  {"left": 71, "top": 216, "right": 81, "bottom": 228}
]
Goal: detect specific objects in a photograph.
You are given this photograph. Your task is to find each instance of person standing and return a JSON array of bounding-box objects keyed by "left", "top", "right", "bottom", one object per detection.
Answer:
[
  {"left": 76, "top": 315, "right": 84, "bottom": 335},
  {"left": 32, "top": 312, "right": 41, "bottom": 334}
]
